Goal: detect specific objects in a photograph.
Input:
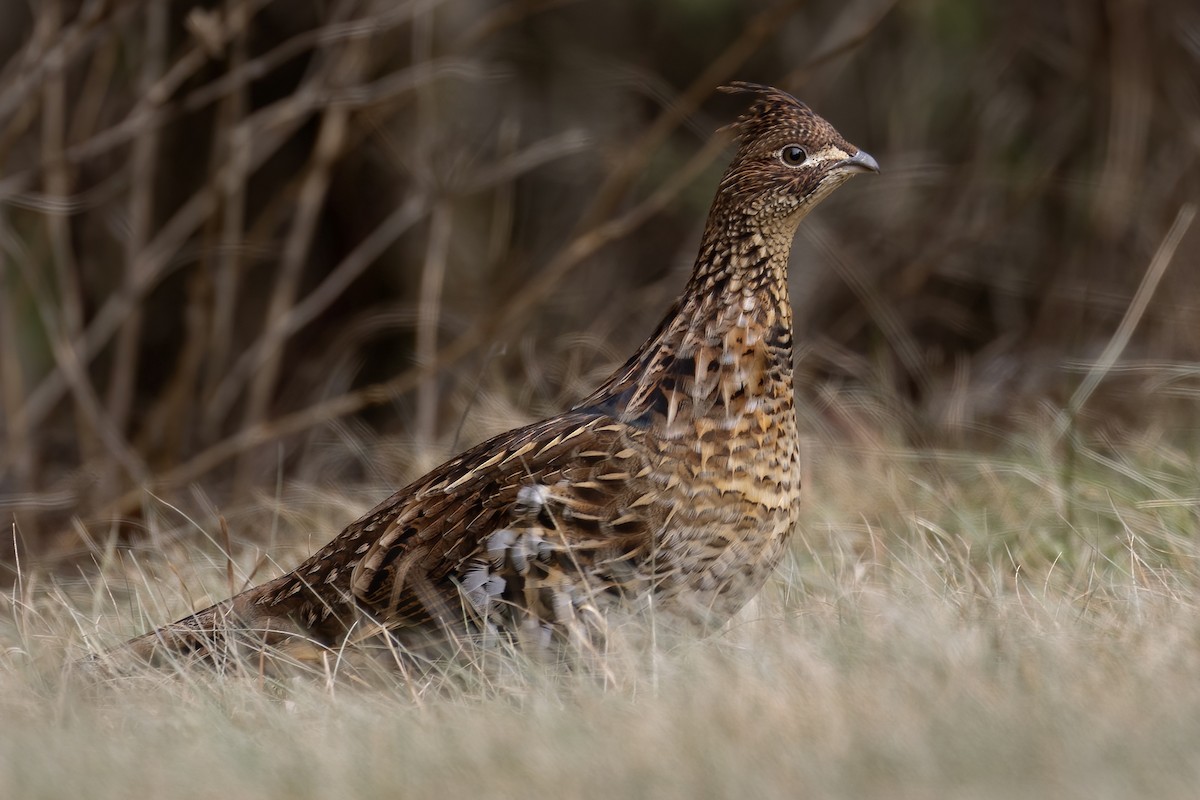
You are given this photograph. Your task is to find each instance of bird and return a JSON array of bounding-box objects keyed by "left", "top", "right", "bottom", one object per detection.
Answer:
[{"left": 106, "top": 83, "right": 878, "bottom": 669}]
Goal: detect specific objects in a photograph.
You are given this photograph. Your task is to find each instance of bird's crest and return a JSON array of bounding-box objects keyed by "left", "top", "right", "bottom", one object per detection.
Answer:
[{"left": 717, "top": 82, "right": 816, "bottom": 146}]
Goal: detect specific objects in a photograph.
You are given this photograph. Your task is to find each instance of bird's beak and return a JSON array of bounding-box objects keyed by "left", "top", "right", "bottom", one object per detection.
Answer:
[{"left": 839, "top": 149, "right": 880, "bottom": 174}]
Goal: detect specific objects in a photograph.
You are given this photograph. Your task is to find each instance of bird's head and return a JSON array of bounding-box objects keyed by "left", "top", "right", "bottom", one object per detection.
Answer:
[{"left": 715, "top": 82, "right": 878, "bottom": 234}]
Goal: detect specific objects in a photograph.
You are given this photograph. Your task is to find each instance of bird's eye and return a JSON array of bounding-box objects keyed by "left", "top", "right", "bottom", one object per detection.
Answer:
[{"left": 779, "top": 145, "right": 807, "bottom": 167}]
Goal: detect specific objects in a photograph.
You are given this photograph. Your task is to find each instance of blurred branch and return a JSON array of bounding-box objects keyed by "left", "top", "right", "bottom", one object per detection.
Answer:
[
  {"left": 202, "top": 0, "right": 254, "bottom": 420},
  {"left": 1054, "top": 203, "right": 1196, "bottom": 441},
  {"left": 241, "top": 8, "right": 364, "bottom": 452},
  {"left": 0, "top": 211, "right": 32, "bottom": 489},
  {"left": 805, "top": 219, "right": 931, "bottom": 395},
  {"left": 202, "top": 130, "right": 586, "bottom": 429},
  {"left": 9, "top": 111, "right": 306, "bottom": 446},
  {"left": 458, "top": 0, "right": 580, "bottom": 49},
  {"left": 779, "top": 0, "right": 899, "bottom": 88},
  {"left": 0, "top": 1, "right": 435, "bottom": 201},
  {"left": 415, "top": 202, "right": 453, "bottom": 455},
  {"left": 107, "top": 0, "right": 168, "bottom": 459},
  {"left": 10, "top": 53, "right": 471, "bottom": 443},
  {"left": 41, "top": 0, "right": 97, "bottom": 468},
  {"left": 0, "top": 0, "right": 133, "bottom": 122},
  {"left": 1092, "top": 0, "right": 1151, "bottom": 233},
  {"left": 578, "top": 1, "right": 803, "bottom": 230}
]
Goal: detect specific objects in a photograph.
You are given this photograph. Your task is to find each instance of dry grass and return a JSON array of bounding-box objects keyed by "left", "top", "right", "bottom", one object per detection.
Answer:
[{"left": 4, "top": 410, "right": 1200, "bottom": 798}]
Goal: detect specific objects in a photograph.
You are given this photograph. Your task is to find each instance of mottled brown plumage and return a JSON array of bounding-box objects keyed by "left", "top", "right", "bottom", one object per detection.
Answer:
[{"left": 114, "top": 83, "right": 878, "bottom": 667}]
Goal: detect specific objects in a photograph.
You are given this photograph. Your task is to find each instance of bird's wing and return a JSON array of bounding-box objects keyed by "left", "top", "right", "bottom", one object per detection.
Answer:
[{"left": 347, "top": 410, "right": 657, "bottom": 632}]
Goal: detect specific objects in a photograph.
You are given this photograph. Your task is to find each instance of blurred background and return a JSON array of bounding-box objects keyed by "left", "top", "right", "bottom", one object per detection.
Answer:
[{"left": 0, "top": 0, "right": 1197, "bottom": 567}]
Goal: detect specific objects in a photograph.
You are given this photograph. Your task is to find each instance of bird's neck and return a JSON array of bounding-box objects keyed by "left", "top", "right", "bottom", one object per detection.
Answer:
[
  {"left": 685, "top": 209, "right": 795, "bottom": 331},
  {"left": 580, "top": 215, "right": 797, "bottom": 425}
]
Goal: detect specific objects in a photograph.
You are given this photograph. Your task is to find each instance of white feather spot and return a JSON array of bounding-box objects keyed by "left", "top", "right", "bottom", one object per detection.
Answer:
[
  {"left": 486, "top": 529, "right": 516, "bottom": 565},
  {"left": 516, "top": 483, "right": 549, "bottom": 511},
  {"left": 461, "top": 564, "right": 488, "bottom": 595}
]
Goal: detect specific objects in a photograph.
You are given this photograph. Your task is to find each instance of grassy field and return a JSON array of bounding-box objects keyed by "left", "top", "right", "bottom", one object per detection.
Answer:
[{"left": 4, "top": 410, "right": 1199, "bottom": 799}]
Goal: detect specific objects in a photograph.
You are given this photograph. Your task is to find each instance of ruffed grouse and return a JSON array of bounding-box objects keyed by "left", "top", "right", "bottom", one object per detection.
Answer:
[{"left": 109, "top": 83, "right": 878, "bottom": 667}]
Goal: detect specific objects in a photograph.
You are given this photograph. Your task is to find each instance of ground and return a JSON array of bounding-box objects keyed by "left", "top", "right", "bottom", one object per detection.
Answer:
[{"left": 3, "top": 409, "right": 1199, "bottom": 799}]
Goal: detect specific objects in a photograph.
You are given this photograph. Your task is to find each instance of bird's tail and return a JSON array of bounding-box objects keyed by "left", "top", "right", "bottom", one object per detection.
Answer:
[
  {"left": 94, "top": 577, "right": 328, "bottom": 669},
  {"left": 118, "top": 598, "right": 246, "bottom": 666}
]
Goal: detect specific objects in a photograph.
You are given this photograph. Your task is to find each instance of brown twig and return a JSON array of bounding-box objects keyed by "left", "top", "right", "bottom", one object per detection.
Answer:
[
  {"left": 106, "top": 0, "right": 167, "bottom": 460},
  {"left": 577, "top": 1, "right": 802, "bottom": 230},
  {"left": 240, "top": 26, "right": 361, "bottom": 462}
]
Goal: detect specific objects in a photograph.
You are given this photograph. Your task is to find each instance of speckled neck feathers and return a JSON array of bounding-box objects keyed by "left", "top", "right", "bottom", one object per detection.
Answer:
[{"left": 577, "top": 210, "right": 796, "bottom": 431}]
